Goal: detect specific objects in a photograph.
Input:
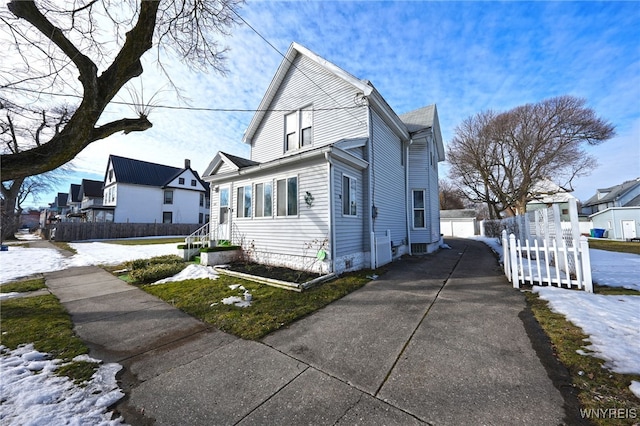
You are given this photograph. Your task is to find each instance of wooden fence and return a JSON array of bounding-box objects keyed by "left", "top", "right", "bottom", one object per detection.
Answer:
[
  {"left": 50, "top": 222, "right": 202, "bottom": 242},
  {"left": 502, "top": 230, "right": 593, "bottom": 292}
]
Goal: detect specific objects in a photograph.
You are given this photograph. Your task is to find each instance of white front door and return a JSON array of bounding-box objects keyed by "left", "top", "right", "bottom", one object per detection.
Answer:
[
  {"left": 218, "top": 187, "right": 230, "bottom": 241},
  {"left": 622, "top": 220, "right": 636, "bottom": 239}
]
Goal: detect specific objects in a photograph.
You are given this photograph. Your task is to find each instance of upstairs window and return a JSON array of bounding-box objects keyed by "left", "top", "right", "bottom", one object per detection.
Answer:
[
  {"left": 277, "top": 177, "right": 298, "bottom": 216},
  {"left": 179, "top": 177, "right": 185, "bottom": 185},
  {"left": 191, "top": 179, "right": 197, "bottom": 186},
  {"left": 285, "top": 106, "right": 313, "bottom": 152},
  {"left": 164, "top": 190, "right": 173, "bottom": 205}
]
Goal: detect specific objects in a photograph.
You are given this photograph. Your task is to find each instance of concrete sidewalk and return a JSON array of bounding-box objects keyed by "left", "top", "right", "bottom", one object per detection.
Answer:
[{"left": 42, "top": 238, "right": 582, "bottom": 425}]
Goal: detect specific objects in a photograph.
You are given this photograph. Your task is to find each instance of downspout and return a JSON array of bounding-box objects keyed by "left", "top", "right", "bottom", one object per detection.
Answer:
[
  {"left": 324, "top": 153, "right": 336, "bottom": 274},
  {"left": 367, "top": 106, "right": 375, "bottom": 269},
  {"left": 406, "top": 140, "right": 412, "bottom": 255}
]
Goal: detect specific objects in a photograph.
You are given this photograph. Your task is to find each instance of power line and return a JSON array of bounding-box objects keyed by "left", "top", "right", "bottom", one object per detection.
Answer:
[{"left": 1, "top": 86, "right": 365, "bottom": 113}]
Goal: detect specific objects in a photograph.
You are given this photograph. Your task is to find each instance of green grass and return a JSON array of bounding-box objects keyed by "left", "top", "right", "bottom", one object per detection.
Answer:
[
  {"left": 0, "top": 295, "right": 98, "bottom": 383},
  {"left": 142, "top": 270, "right": 373, "bottom": 340},
  {"left": 0, "top": 278, "right": 46, "bottom": 293},
  {"left": 104, "top": 237, "right": 184, "bottom": 245},
  {"left": 589, "top": 239, "right": 640, "bottom": 255},
  {"left": 525, "top": 292, "right": 640, "bottom": 425}
]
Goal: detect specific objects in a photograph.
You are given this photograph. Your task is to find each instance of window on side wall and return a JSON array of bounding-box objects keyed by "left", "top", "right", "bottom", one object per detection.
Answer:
[
  {"left": 255, "top": 182, "right": 273, "bottom": 217},
  {"left": 236, "top": 185, "right": 252, "bottom": 218},
  {"left": 413, "top": 190, "right": 425, "bottom": 228},
  {"left": 163, "top": 212, "right": 173, "bottom": 223},
  {"left": 164, "top": 190, "right": 173, "bottom": 205},
  {"left": 277, "top": 177, "right": 298, "bottom": 216},
  {"left": 284, "top": 106, "right": 313, "bottom": 152},
  {"left": 342, "top": 175, "right": 357, "bottom": 216}
]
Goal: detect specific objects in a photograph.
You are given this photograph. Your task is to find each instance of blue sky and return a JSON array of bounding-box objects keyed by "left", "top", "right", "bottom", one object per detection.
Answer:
[{"left": 26, "top": 0, "right": 640, "bottom": 208}]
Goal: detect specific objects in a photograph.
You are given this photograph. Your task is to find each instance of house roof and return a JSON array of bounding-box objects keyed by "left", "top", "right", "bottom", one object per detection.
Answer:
[
  {"left": 53, "top": 192, "right": 68, "bottom": 207},
  {"left": 399, "top": 105, "right": 445, "bottom": 161},
  {"left": 221, "top": 152, "right": 259, "bottom": 169},
  {"left": 79, "top": 179, "right": 104, "bottom": 198},
  {"left": 527, "top": 179, "right": 577, "bottom": 203},
  {"left": 582, "top": 178, "right": 640, "bottom": 207},
  {"left": 69, "top": 184, "right": 81, "bottom": 203},
  {"left": 440, "top": 209, "right": 477, "bottom": 219},
  {"left": 107, "top": 155, "right": 205, "bottom": 188}
]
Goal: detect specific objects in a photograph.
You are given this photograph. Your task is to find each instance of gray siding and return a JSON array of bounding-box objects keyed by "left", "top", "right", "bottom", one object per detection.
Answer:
[
  {"left": 333, "top": 160, "right": 366, "bottom": 256},
  {"left": 250, "top": 55, "right": 369, "bottom": 163},
  {"left": 408, "top": 138, "right": 441, "bottom": 244},
  {"left": 370, "top": 111, "right": 407, "bottom": 246},
  {"left": 211, "top": 158, "right": 330, "bottom": 260}
]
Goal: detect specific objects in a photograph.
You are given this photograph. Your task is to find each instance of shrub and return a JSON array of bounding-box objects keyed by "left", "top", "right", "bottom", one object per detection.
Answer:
[
  {"left": 125, "top": 255, "right": 183, "bottom": 270},
  {"left": 130, "top": 262, "right": 186, "bottom": 284}
]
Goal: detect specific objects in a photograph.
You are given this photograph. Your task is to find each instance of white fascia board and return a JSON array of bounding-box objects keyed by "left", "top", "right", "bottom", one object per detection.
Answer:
[
  {"left": 328, "top": 147, "right": 369, "bottom": 170},
  {"left": 368, "top": 90, "right": 410, "bottom": 141},
  {"left": 334, "top": 137, "right": 368, "bottom": 150}
]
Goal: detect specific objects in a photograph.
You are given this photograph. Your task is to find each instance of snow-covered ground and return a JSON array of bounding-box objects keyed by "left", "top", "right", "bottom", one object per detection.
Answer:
[{"left": 0, "top": 233, "right": 638, "bottom": 423}]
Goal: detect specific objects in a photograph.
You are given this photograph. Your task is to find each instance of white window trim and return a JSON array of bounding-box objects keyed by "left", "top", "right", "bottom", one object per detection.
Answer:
[
  {"left": 236, "top": 185, "right": 252, "bottom": 219},
  {"left": 284, "top": 105, "right": 313, "bottom": 153},
  {"left": 276, "top": 176, "right": 299, "bottom": 217},
  {"left": 342, "top": 174, "right": 358, "bottom": 217},
  {"left": 412, "top": 189, "right": 426, "bottom": 229},
  {"left": 254, "top": 181, "right": 273, "bottom": 218}
]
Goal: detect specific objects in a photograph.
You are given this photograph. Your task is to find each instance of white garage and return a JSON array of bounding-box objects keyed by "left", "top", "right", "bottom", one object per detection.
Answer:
[{"left": 440, "top": 209, "right": 478, "bottom": 237}]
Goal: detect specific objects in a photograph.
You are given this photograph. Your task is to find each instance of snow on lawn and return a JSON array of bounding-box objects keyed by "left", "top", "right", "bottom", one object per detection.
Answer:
[
  {"left": 0, "top": 241, "right": 178, "bottom": 284},
  {"left": 153, "top": 264, "right": 219, "bottom": 284},
  {"left": 469, "top": 236, "right": 640, "bottom": 398},
  {"left": 0, "top": 344, "right": 126, "bottom": 425},
  {"left": 534, "top": 286, "right": 640, "bottom": 398}
]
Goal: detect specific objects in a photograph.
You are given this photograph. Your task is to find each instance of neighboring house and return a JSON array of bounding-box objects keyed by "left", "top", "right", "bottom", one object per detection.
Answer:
[
  {"left": 526, "top": 179, "right": 578, "bottom": 222},
  {"left": 202, "top": 42, "right": 445, "bottom": 274},
  {"left": 79, "top": 179, "right": 114, "bottom": 223},
  {"left": 581, "top": 178, "right": 640, "bottom": 215},
  {"left": 103, "top": 155, "right": 209, "bottom": 224},
  {"left": 48, "top": 192, "right": 70, "bottom": 222},
  {"left": 65, "top": 183, "right": 83, "bottom": 221},
  {"left": 440, "top": 209, "right": 478, "bottom": 237},
  {"left": 590, "top": 208, "right": 640, "bottom": 240}
]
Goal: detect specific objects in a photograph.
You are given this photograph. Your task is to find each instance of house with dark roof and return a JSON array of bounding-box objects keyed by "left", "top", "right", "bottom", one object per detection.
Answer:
[
  {"left": 582, "top": 178, "right": 640, "bottom": 240},
  {"left": 77, "top": 179, "right": 113, "bottom": 222},
  {"left": 104, "top": 155, "right": 210, "bottom": 224},
  {"left": 202, "top": 42, "right": 445, "bottom": 274}
]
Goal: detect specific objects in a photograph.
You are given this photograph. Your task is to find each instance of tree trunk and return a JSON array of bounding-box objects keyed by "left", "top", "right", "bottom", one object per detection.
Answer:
[{"left": 1, "top": 179, "right": 24, "bottom": 241}]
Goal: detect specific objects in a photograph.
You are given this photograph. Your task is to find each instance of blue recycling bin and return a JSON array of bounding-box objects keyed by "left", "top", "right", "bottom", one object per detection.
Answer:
[{"left": 593, "top": 228, "right": 605, "bottom": 238}]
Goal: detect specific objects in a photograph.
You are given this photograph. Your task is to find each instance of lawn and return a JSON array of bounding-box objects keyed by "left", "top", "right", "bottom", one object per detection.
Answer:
[
  {"left": 140, "top": 270, "right": 372, "bottom": 340},
  {"left": 0, "top": 292, "right": 98, "bottom": 383},
  {"left": 588, "top": 238, "right": 640, "bottom": 255}
]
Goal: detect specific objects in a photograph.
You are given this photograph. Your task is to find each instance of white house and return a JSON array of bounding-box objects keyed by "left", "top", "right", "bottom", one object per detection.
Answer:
[
  {"left": 103, "top": 155, "right": 210, "bottom": 224},
  {"left": 581, "top": 178, "right": 640, "bottom": 215},
  {"left": 201, "top": 42, "right": 444, "bottom": 274}
]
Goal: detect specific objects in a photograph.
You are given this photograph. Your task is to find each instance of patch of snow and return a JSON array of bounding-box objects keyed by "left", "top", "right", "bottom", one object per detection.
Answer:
[
  {"left": 153, "top": 264, "right": 218, "bottom": 284},
  {"left": 0, "top": 344, "right": 126, "bottom": 425},
  {"left": 590, "top": 249, "right": 640, "bottom": 292},
  {"left": 0, "top": 292, "right": 22, "bottom": 300},
  {"left": 229, "top": 284, "right": 245, "bottom": 291},
  {"left": 221, "top": 295, "right": 251, "bottom": 308},
  {"left": 534, "top": 286, "right": 640, "bottom": 397}
]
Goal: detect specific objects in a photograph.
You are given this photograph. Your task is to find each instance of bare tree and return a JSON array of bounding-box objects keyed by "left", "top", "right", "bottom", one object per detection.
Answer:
[
  {"left": 0, "top": 0, "right": 242, "bottom": 181},
  {"left": 448, "top": 95, "right": 615, "bottom": 217},
  {"left": 439, "top": 179, "right": 465, "bottom": 210}
]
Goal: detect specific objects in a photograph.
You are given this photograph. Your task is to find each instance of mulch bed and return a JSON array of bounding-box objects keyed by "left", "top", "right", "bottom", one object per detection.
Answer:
[{"left": 226, "top": 262, "right": 319, "bottom": 284}]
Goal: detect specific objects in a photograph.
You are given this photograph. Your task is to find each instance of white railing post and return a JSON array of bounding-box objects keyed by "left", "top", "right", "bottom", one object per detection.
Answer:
[
  {"left": 509, "top": 234, "right": 519, "bottom": 289},
  {"left": 580, "top": 236, "right": 593, "bottom": 293},
  {"left": 502, "top": 230, "right": 510, "bottom": 281}
]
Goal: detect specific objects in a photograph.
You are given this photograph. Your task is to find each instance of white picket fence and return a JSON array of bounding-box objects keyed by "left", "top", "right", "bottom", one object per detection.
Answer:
[{"left": 502, "top": 230, "right": 593, "bottom": 292}]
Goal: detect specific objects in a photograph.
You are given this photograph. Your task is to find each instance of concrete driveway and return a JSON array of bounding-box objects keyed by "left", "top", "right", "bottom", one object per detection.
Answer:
[{"left": 43, "top": 238, "right": 583, "bottom": 425}]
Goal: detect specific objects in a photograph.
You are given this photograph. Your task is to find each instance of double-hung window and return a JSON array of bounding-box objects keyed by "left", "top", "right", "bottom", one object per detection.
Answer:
[
  {"left": 236, "top": 185, "right": 252, "bottom": 218},
  {"left": 342, "top": 175, "right": 357, "bottom": 216},
  {"left": 413, "top": 190, "right": 426, "bottom": 228},
  {"left": 277, "top": 177, "right": 298, "bottom": 216},
  {"left": 255, "top": 182, "right": 273, "bottom": 217},
  {"left": 285, "top": 106, "right": 313, "bottom": 152},
  {"left": 164, "top": 190, "right": 173, "bottom": 205}
]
